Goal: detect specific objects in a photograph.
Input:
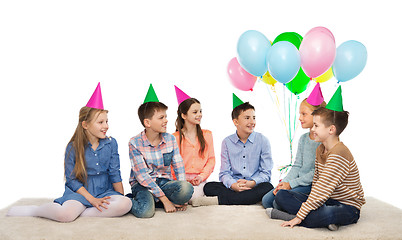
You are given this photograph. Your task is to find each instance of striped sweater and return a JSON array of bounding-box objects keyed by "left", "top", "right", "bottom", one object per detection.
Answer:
[{"left": 296, "top": 142, "right": 365, "bottom": 220}]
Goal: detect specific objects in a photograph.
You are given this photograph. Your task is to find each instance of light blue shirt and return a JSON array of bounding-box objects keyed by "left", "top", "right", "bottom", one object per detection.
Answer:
[
  {"left": 283, "top": 132, "right": 320, "bottom": 188},
  {"left": 219, "top": 131, "right": 273, "bottom": 189}
]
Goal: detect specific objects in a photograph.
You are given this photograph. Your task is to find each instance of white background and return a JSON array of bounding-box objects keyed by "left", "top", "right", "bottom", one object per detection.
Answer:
[{"left": 1, "top": 0, "right": 401, "bottom": 210}]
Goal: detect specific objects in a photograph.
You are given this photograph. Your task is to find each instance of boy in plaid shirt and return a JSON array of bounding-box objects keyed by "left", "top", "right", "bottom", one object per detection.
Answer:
[{"left": 127, "top": 85, "right": 193, "bottom": 218}]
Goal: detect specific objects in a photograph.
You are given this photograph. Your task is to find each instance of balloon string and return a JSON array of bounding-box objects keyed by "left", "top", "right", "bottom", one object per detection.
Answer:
[{"left": 264, "top": 82, "right": 290, "bottom": 142}]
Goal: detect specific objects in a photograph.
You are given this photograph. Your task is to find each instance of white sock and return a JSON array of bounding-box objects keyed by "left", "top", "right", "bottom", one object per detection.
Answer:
[
  {"left": 191, "top": 196, "right": 218, "bottom": 207},
  {"left": 7, "top": 205, "right": 39, "bottom": 217}
]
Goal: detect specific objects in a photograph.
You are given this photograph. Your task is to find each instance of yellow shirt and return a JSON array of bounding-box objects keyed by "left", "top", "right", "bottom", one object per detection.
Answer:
[{"left": 172, "top": 129, "right": 215, "bottom": 182}]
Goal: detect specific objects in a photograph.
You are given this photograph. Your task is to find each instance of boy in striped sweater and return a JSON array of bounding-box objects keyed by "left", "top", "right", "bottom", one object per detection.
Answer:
[{"left": 267, "top": 86, "right": 365, "bottom": 230}]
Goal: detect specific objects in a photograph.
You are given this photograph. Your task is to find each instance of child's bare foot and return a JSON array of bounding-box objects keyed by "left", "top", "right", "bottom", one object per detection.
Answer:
[
  {"left": 162, "top": 200, "right": 177, "bottom": 213},
  {"left": 174, "top": 204, "right": 187, "bottom": 211}
]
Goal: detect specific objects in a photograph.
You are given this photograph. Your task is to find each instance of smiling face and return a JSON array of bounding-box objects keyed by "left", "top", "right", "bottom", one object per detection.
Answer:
[
  {"left": 145, "top": 109, "right": 168, "bottom": 133},
  {"left": 182, "top": 102, "right": 202, "bottom": 126},
  {"left": 311, "top": 115, "right": 333, "bottom": 143},
  {"left": 83, "top": 111, "right": 109, "bottom": 142},
  {"left": 299, "top": 102, "right": 314, "bottom": 129},
  {"left": 233, "top": 108, "right": 256, "bottom": 138}
]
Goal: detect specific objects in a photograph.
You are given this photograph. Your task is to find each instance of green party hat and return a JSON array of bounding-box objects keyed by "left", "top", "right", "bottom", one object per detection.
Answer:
[
  {"left": 326, "top": 85, "right": 344, "bottom": 112},
  {"left": 143, "top": 84, "right": 159, "bottom": 103},
  {"left": 233, "top": 93, "right": 244, "bottom": 109}
]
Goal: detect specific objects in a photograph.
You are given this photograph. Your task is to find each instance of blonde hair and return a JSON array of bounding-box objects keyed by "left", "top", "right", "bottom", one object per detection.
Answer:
[
  {"left": 301, "top": 98, "right": 327, "bottom": 111},
  {"left": 66, "top": 106, "right": 108, "bottom": 185}
]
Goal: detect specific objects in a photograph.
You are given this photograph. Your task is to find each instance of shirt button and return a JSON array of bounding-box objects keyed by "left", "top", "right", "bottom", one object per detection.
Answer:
[
  {"left": 243, "top": 146, "right": 246, "bottom": 148},
  {"left": 97, "top": 172, "right": 100, "bottom": 175},
  {"left": 243, "top": 156, "right": 245, "bottom": 158},
  {"left": 243, "top": 167, "right": 246, "bottom": 169},
  {"left": 96, "top": 163, "right": 99, "bottom": 165},
  {"left": 94, "top": 153, "right": 97, "bottom": 156}
]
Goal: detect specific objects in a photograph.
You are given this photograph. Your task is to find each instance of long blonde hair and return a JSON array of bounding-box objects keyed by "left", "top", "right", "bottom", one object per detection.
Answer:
[{"left": 66, "top": 106, "right": 108, "bottom": 185}]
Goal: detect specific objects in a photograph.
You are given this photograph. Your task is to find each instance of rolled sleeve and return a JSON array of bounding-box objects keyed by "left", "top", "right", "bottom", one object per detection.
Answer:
[
  {"left": 108, "top": 138, "right": 122, "bottom": 184},
  {"left": 171, "top": 138, "right": 186, "bottom": 181}
]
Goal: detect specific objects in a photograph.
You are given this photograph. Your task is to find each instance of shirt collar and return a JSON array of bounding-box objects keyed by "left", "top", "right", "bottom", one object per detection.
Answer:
[
  {"left": 230, "top": 131, "right": 256, "bottom": 144},
  {"left": 87, "top": 137, "right": 111, "bottom": 150},
  {"left": 141, "top": 130, "right": 167, "bottom": 147}
]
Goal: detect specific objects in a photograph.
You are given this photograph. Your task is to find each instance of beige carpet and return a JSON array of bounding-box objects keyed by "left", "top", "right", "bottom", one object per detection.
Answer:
[{"left": 0, "top": 197, "right": 401, "bottom": 240}]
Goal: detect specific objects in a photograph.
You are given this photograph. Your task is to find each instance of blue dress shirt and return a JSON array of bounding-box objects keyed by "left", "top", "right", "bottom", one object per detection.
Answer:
[
  {"left": 54, "top": 137, "right": 122, "bottom": 207},
  {"left": 219, "top": 131, "right": 273, "bottom": 189}
]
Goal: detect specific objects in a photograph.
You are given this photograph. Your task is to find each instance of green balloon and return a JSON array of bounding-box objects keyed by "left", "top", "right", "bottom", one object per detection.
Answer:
[
  {"left": 273, "top": 32, "right": 303, "bottom": 49},
  {"left": 285, "top": 67, "right": 310, "bottom": 95}
]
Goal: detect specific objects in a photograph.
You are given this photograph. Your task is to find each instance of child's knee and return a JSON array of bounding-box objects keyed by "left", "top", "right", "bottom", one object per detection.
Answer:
[
  {"left": 113, "top": 196, "right": 133, "bottom": 215},
  {"left": 55, "top": 209, "right": 80, "bottom": 223},
  {"left": 275, "top": 189, "right": 290, "bottom": 205},
  {"left": 178, "top": 181, "right": 194, "bottom": 203},
  {"left": 129, "top": 192, "right": 155, "bottom": 218}
]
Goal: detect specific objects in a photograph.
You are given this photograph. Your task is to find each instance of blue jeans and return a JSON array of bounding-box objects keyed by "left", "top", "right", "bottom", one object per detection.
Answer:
[
  {"left": 275, "top": 190, "right": 360, "bottom": 228},
  {"left": 129, "top": 178, "right": 193, "bottom": 218},
  {"left": 261, "top": 185, "right": 311, "bottom": 209}
]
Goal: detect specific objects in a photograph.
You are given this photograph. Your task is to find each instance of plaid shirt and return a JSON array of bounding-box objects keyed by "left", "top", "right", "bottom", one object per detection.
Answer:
[{"left": 129, "top": 131, "right": 185, "bottom": 198}]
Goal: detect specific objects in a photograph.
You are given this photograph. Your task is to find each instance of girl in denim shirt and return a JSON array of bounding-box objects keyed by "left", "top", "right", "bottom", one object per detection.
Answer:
[{"left": 7, "top": 84, "right": 132, "bottom": 222}]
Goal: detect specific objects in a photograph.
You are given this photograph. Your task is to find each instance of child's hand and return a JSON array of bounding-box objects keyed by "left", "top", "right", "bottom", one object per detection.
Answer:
[
  {"left": 89, "top": 196, "right": 111, "bottom": 212},
  {"left": 277, "top": 182, "right": 291, "bottom": 190},
  {"left": 281, "top": 217, "right": 302, "bottom": 228},
  {"left": 273, "top": 182, "right": 291, "bottom": 195},
  {"left": 231, "top": 180, "right": 252, "bottom": 192},
  {"left": 190, "top": 176, "right": 203, "bottom": 186},
  {"left": 244, "top": 180, "right": 256, "bottom": 188}
]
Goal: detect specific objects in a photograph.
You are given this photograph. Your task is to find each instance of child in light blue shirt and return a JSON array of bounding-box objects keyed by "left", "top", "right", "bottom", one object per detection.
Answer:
[{"left": 262, "top": 98, "right": 326, "bottom": 209}]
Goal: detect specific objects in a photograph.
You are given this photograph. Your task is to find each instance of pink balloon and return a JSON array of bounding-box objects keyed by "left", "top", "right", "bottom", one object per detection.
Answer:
[
  {"left": 306, "top": 26, "right": 335, "bottom": 42},
  {"left": 227, "top": 57, "right": 257, "bottom": 91},
  {"left": 300, "top": 27, "right": 336, "bottom": 78}
]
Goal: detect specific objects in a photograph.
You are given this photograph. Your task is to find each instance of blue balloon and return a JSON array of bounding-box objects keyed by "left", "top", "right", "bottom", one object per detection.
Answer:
[
  {"left": 237, "top": 30, "right": 271, "bottom": 77},
  {"left": 332, "top": 40, "right": 367, "bottom": 82},
  {"left": 266, "top": 41, "right": 301, "bottom": 84}
]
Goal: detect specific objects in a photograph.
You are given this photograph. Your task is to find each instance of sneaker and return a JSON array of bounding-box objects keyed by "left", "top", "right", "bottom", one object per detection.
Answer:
[{"left": 327, "top": 224, "right": 339, "bottom": 231}]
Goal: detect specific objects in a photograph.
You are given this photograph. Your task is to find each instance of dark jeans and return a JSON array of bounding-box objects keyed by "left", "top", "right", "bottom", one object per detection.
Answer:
[
  {"left": 129, "top": 178, "right": 193, "bottom": 218},
  {"left": 204, "top": 181, "right": 273, "bottom": 205},
  {"left": 275, "top": 190, "right": 360, "bottom": 228},
  {"left": 262, "top": 185, "right": 312, "bottom": 209}
]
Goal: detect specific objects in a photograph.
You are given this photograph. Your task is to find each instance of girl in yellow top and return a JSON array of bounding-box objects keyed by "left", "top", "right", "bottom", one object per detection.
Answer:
[{"left": 173, "top": 98, "right": 215, "bottom": 202}]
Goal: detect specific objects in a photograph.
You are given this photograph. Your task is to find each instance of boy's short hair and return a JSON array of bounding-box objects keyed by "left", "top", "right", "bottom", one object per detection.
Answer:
[
  {"left": 231, "top": 102, "right": 255, "bottom": 120},
  {"left": 312, "top": 107, "right": 349, "bottom": 136},
  {"left": 138, "top": 102, "right": 168, "bottom": 127}
]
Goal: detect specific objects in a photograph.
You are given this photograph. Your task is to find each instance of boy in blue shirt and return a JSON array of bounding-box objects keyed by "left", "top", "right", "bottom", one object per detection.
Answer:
[{"left": 192, "top": 95, "right": 273, "bottom": 206}]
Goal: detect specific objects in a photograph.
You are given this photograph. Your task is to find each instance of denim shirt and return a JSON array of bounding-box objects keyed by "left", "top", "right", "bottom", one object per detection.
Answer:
[
  {"left": 219, "top": 131, "right": 273, "bottom": 189},
  {"left": 64, "top": 137, "right": 122, "bottom": 195}
]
